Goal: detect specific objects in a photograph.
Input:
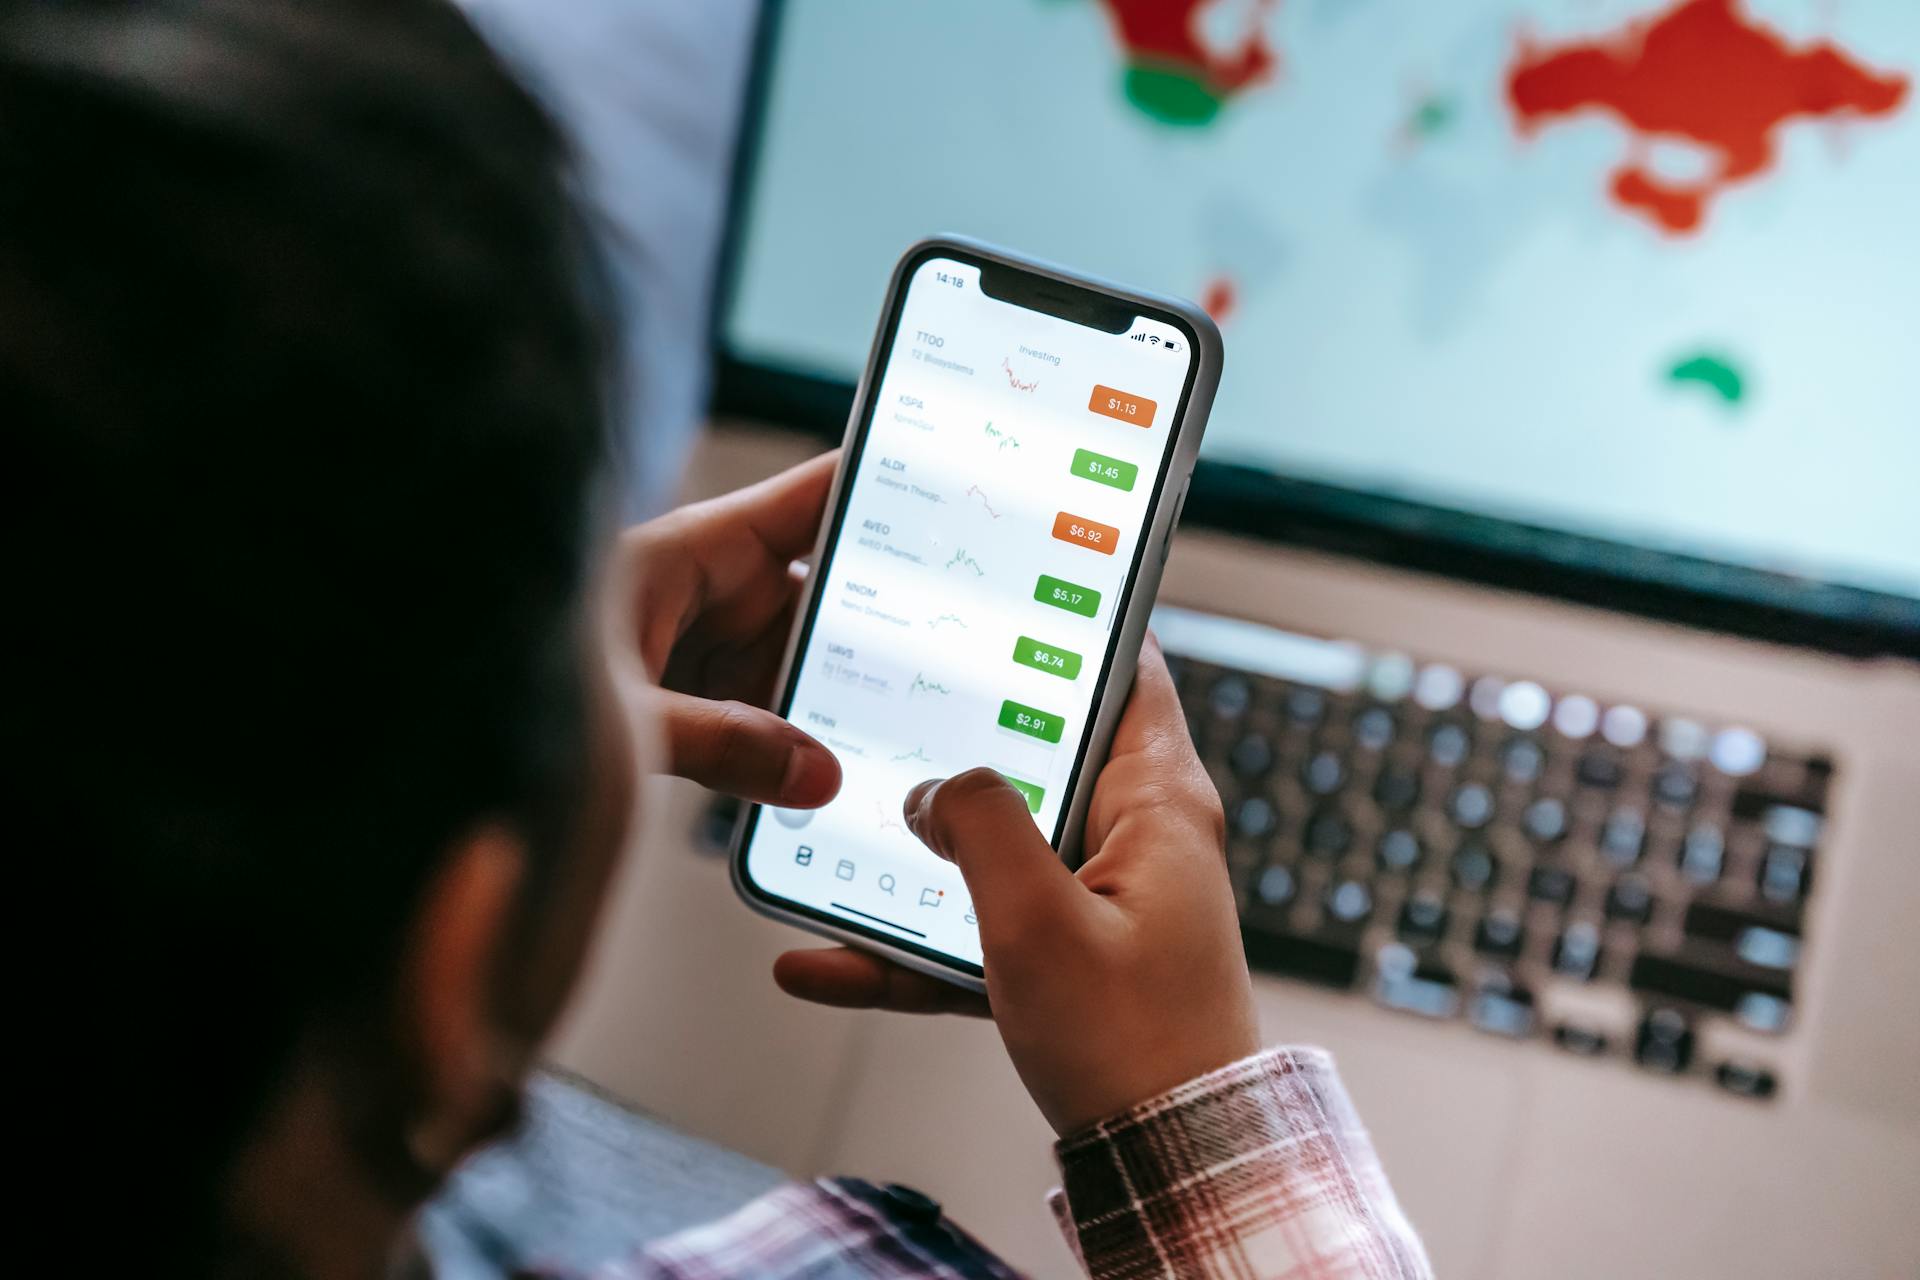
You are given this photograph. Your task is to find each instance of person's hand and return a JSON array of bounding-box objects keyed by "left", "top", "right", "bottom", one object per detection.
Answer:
[
  {"left": 620, "top": 452, "right": 841, "bottom": 808},
  {"left": 774, "top": 637, "right": 1260, "bottom": 1136}
]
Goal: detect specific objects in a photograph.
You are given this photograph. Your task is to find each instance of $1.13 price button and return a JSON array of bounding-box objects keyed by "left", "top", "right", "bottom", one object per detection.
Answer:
[{"left": 1088, "top": 384, "right": 1156, "bottom": 427}]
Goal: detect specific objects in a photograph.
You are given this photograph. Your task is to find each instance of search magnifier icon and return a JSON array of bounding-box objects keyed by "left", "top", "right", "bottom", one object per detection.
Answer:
[{"left": 878, "top": 873, "right": 897, "bottom": 895}]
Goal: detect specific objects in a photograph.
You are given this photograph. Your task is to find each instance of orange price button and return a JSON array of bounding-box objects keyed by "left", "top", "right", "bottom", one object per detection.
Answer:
[
  {"left": 1052, "top": 511, "right": 1120, "bottom": 556},
  {"left": 1089, "top": 384, "right": 1156, "bottom": 428}
]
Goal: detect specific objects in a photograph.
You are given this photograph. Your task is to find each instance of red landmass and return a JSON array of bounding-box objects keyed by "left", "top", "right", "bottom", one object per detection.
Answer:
[
  {"left": 1202, "top": 276, "right": 1237, "bottom": 324},
  {"left": 1098, "top": 0, "right": 1278, "bottom": 97},
  {"left": 1507, "top": 0, "right": 1910, "bottom": 234}
]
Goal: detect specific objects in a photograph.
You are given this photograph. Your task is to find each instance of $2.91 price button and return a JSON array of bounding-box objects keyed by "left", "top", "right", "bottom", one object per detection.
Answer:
[
  {"left": 1052, "top": 510, "right": 1119, "bottom": 556},
  {"left": 1088, "top": 384, "right": 1156, "bottom": 428},
  {"left": 998, "top": 698, "right": 1064, "bottom": 744}
]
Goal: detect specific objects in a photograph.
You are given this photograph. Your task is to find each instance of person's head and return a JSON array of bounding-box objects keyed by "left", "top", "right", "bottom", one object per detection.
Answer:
[{"left": 5, "top": 0, "right": 638, "bottom": 1270}]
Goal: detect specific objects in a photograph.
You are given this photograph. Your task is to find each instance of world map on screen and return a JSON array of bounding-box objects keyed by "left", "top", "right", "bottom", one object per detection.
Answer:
[{"left": 728, "top": 0, "right": 1920, "bottom": 598}]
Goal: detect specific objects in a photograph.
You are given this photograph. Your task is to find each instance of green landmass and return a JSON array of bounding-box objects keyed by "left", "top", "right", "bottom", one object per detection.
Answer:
[
  {"left": 1410, "top": 95, "right": 1456, "bottom": 139},
  {"left": 1666, "top": 353, "right": 1746, "bottom": 407},
  {"left": 1123, "top": 63, "right": 1224, "bottom": 126}
]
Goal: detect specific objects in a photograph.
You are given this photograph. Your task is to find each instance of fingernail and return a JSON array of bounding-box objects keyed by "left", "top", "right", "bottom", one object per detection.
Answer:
[{"left": 781, "top": 741, "right": 839, "bottom": 805}]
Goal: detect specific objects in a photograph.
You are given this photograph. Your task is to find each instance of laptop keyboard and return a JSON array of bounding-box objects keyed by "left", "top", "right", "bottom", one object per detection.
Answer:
[{"left": 1156, "top": 607, "right": 1834, "bottom": 1101}]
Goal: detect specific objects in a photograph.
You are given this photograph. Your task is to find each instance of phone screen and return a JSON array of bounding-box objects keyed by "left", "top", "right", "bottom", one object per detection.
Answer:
[{"left": 739, "top": 251, "right": 1197, "bottom": 972}]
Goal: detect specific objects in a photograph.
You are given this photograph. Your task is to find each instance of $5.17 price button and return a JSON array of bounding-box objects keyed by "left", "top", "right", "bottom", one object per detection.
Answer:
[{"left": 1034, "top": 574, "right": 1100, "bottom": 618}]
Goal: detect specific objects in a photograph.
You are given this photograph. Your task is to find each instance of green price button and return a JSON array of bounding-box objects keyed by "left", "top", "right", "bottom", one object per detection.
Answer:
[
  {"left": 1072, "top": 447, "right": 1138, "bottom": 492},
  {"left": 1034, "top": 573, "right": 1100, "bottom": 618},
  {"left": 998, "top": 698, "right": 1064, "bottom": 744},
  {"left": 999, "top": 774, "right": 1046, "bottom": 813},
  {"left": 1013, "top": 635, "right": 1082, "bottom": 680}
]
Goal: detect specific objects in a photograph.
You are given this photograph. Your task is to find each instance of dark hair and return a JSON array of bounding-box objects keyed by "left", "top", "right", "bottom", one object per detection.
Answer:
[{"left": 3, "top": 0, "right": 615, "bottom": 1257}]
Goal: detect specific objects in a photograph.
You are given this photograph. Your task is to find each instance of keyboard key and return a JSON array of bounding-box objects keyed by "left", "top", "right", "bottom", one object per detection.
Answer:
[
  {"left": 1576, "top": 750, "right": 1624, "bottom": 789},
  {"left": 1682, "top": 901, "right": 1802, "bottom": 952},
  {"left": 1736, "top": 992, "right": 1792, "bottom": 1034},
  {"left": 1652, "top": 762, "right": 1698, "bottom": 809},
  {"left": 1285, "top": 686, "right": 1327, "bottom": 725},
  {"left": 1659, "top": 718, "right": 1710, "bottom": 761},
  {"left": 1733, "top": 786, "right": 1825, "bottom": 825},
  {"left": 1522, "top": 796, "right": 1569, "bottom": 844},
  {"left": 1470, "top": 979, "right": 1535, "bottom": 1038},
  {"left": 1497, "top": 682, "right": 1552, "bottom": 733},
  {"left": 1397, "top": 892, "right": 1448, "bottom": 945},
  {"left": 1367, "top": 654, "right": 1415, "bottom": 702},
  {"left": 1763, "top": 804, "right": 1823, "bottom": 848},
  {"left": 1229, "top": 733, "right": 1274, "bottom": 779},
  {"left": 1605, "top": 875, "right": 1654, "bottom": 924},
  {"left": 1209, "top": 674, "right": 1252, "bottom": 719},
  {"left": 1734, "top": 926, "right": 1800, "bottom": 970},
  {"left": 1554, "top": 1024, "right": 1609, "bottom": 1056},
  {"left": 1428, "top": 721, "right": 1471, "bottom": 767},
  {"left": 1528, "top": 865, "right": 1576, "bottom": 907},
  {"left": 1599, "top": 809, "right": 1646, "bottom": 866},
  {"left": 1758, "top": 843, "right": 1810, "bottom": 904},
  {"left": 1242, "top": 926, "right": 1360, "bottom": 988},
  {"left": 1553, "top": 694, "right": 1600, "bottom": 740},
  {"left": 1601, "top": 705, "right": 1648, "bottom": 748},
  {"left": 1304, "top": 807, "right": 1353, "bottom": 858},
  {"left": 1553, "top": 921, "right": 1603, "bottom": 980},
  {"left": 1634, "top": 1006, "right": 1694, "bottom": 1074},
  {"left": 1301, "top": 750, "right": 1346, "bottom": 796},
  {"left": 1233, "top": 795, "right": 1279, "bottom": 840},
  {"left": 1372, "top": 766, "right": 1421, "bottom": 812},
  {"left": 1452, "top": 840, "right": 1498, "bottom": 891},
  {"left": 1352, "top": 706, "right": 1396, "bottom": 751},
  {"left": 1325, "top": 878, "right": 1373, "bottom": 925},
  {"left": 1714, "top": 1062, "right": 1778, "bottom": 1100},
  {"left": 1501, "top": 737, "right": 1546, "bottom": 783},
  {"left": 1709, "top": 727, "right": 1767, "bottom": 778},
  {"left": 1413, "top": 664, "right": 1464, "bottom": 711},
  {"left": 1474, "top": 909, "right": 1525, "bottom": 958},
  {"left": 1371, "top": 945, "right": 1459, "bottom": 1019},
  {"left": 1627, "top": 951, "right": 1791, "bottom": 1013},
  {"left": 1450, "top": 782, "right": 1496, "bottom": 830},
  {"left": 1376, "top": 827, "right": 1423, "bottom": 873},
  {"left": 1254, "top": 863, "right": 1297, "bottom": 908},
  {"left": 1678, "top": 823, "right": 1724, "bottom": 884}
]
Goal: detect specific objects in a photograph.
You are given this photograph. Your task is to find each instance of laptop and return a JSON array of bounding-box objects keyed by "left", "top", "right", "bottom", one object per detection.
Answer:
[{"left": 555, "top": 3, "right": 1920, "bottom": 1274}]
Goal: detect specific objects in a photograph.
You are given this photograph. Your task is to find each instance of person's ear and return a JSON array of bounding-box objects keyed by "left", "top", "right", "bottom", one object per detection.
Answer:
[{"left": 393, "top": 825, "right": 535, "bottom": 1176}]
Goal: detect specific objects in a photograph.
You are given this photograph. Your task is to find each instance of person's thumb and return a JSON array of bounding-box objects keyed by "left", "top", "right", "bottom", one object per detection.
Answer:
[{"left": 904, "top": 768, "right": 1082, "bottom": 941}]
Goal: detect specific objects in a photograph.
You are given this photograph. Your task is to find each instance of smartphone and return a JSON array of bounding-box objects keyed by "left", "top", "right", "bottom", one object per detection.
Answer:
[{"left": 731, "top": 237, "right": 1222, "bottom": 989}]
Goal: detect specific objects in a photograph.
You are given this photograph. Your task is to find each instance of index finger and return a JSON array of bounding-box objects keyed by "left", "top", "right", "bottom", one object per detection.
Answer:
[
  {"left": 698, "top": 448, "right": 839, "bottom": 566},
  {"left": 627, "top": 450, "right": 838, "bottom": 669}
]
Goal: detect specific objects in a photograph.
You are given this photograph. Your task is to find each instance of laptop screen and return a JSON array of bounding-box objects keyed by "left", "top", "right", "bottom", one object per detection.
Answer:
[{"left": 718, "top": 0, "right": 1920, "bottom": 646}]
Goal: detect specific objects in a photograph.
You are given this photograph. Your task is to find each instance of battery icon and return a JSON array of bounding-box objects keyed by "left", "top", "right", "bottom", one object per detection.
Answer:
[{"left": 1165, "top": 339, "right": 1180, "bottom": 351}]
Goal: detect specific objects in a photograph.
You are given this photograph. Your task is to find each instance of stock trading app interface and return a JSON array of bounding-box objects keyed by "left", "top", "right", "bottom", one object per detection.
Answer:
[{"left": 742, "top": 257, "right": 1192, "bottom": 965}]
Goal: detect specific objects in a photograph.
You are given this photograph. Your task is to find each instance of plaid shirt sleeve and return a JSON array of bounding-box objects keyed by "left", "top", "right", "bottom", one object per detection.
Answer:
[
  {"left": 1050, "top": 1046, "right": 1431, "bottom": 1279},
  {"left": 575, "top": 1047, "right": 1423, "bottom": 1280},
  {"left": 579, "top": 1176, "right": 1027, "bottom": 1280}
]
